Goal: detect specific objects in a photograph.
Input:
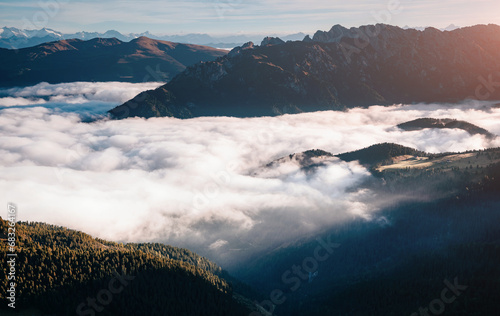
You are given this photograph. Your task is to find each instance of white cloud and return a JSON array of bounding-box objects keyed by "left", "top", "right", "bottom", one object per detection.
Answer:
[
  {"left": 0, "top": 81, "right": 162, "bottom": 116},
  {"left": 0, "top": 82, "right": 499, "bottom": 267},
  {"left": 0, "top": 97, "right": 46, "bottom": 107},
  {"left": 209, "top": 239, "right": 229, "bottom": 250}
]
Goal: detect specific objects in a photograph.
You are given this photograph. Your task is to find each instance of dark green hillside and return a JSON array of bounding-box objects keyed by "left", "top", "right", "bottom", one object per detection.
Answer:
[
  {"left": 397, "top": 118, "right": 496, "bottom": 138},
  {"left": 237, "top": 146, "right": 500, "bottom": 315},
  {"left": 0, "top": 219, "right": 250, "bottom": 315},
  {"left": 336, "top": 142, "right": 427, "bottom": 167},
  {"left": 124, "top": 243, "right": 222, "bottom": 275},
  {"left": 237, "top": 161, "right": 500, "bottom": 316}
]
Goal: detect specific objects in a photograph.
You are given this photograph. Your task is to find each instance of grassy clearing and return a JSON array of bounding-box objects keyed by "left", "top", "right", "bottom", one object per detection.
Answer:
[{"left": 377, "top": 151, "right": 500, "bottom": 173}]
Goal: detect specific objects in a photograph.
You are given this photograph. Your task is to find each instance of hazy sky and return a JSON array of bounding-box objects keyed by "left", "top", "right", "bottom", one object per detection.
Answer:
[{"left": 1, "top": 0, "right": 499, "bottom": 35}]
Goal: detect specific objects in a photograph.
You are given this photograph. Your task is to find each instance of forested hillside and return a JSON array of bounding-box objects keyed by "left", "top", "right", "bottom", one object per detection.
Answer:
[
  {"left": 0, "top": 220, "right": 250, "bottom": 315},
  {"left": 237, "top": 159, "right": 500, "bottom": 315}
]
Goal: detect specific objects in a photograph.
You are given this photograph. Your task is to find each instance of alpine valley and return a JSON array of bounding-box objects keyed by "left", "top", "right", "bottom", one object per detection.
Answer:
[{"left": 1, "top": 20, "right": 500, "bottom": 316}]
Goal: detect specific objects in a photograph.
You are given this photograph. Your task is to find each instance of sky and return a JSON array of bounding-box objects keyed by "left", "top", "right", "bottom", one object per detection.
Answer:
[{"left": 0, "top": 0, "right": 499, "bottom": 35}]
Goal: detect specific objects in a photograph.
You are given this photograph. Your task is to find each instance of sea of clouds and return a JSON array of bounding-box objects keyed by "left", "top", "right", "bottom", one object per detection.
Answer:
[
  {"left": 0, "top": 81, "right": 162, "bottom": 120},
  {"left": 1, "top": 82, "right": 499, "bottom": 267}
]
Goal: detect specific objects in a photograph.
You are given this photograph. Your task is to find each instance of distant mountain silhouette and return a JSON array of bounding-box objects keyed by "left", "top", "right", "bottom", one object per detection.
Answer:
[
  {"left": 0, "top": 26, "right": 307, "bottom": 49},
  {"left": 397, "top": 118, "right": 496, "bottom": 138},
  {"left": 0, "top": 37, "right": 227, "bottom": 87},
  {"left": 110, "top": 24, "right": 500, "bottom": 119}
]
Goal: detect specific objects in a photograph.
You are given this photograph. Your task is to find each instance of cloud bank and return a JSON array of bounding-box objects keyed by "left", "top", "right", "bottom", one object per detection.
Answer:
[
  {"left": 0, "top": 81, "right": 162, "bottom": 118},
  {"left": 1, "top": 82, "right": 499, "bottom": 267}
]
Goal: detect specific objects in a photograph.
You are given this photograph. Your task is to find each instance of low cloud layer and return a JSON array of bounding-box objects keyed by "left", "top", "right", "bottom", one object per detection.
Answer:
[
  {"left": 1, "top": 82, "right": 499, "bottom": 267},
  {"left": 0, "top": 81, "right": 162, "bottom": 117}
]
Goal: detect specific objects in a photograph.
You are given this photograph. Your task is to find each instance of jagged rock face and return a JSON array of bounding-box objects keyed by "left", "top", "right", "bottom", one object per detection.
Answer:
[
  {"left": 110, "top": 24, "right": 500, "bottom": 119},
  {"left": 227, "top": 41, "right": 255, "bottom": 58},
  {"left": 260, "top": 36, "right": 285, "bottom": 46},
  {"left": 312, "top": 24, "right": 352, "bottom": 42},
  {"left": 302, "top": 35, "right": 313, "bottom": 42}
]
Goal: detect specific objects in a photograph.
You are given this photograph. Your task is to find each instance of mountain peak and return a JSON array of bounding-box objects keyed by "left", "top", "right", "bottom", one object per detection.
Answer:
[
  {"left": 311, "top": 24, "right": 403, "bottom": 43},
  {"left": 261, "top": 36, "right": 285, "bottom": 46},
  {"left": 312, "top": 24, "right": 350, "bottom": 42},
  {"left": 103, "top": 29, "right": 122, "bottom": 35},
  {"left": 134, "top": 35, "right": 153, "bottom": 41},
  {"left": 443, "top": 24, "right": 460, "bottom": 31},
  {"left": 302, "top": 34, "right": 312, "bottom": 42},
  {"left": 0, "top": 37, "right": 227, "bottom": 87},
  {"left": 228, "top": 41, "right": 255, "bottom": 58}
]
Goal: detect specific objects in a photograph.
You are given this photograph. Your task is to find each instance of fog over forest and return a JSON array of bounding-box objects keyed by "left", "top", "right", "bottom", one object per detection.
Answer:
[{"left": 1, "top": 82, "right": 499, "bottom": 266}]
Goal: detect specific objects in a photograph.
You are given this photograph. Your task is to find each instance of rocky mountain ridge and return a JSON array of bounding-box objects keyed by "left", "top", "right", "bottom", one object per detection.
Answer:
[
  {"left": 0, "top": 36, "right": 227, "bottom": 87},
  {"left": 0, "top": 26, "right": 306, "bottom": 49},
  {"left": 110, "top": 23, "right": 500, "bottom": 119}
]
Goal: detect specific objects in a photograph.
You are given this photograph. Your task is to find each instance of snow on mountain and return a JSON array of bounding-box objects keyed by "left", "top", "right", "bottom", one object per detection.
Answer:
[
  {"left": 0, "top": 26, "right": 311, "bottom": 49},
  {"left": 0, "top": 27, "right": 28, "bottom": 39},
  {"left": 26, "top": 28, "right": 63, "bottom": 38}
]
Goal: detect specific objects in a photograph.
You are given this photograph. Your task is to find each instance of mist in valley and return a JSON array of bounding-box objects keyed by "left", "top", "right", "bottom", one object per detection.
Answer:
[{"left": 1, "top": 82, "right": 499, "bottom": 268}]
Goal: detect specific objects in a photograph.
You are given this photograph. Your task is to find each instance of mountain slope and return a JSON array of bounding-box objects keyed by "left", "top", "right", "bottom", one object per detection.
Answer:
[
  {"left": 110, "top": 23, "right": 500, "bottom": 119},
  {"left": 336, "top": 142, "right": 428, "bottom": 167},
  {"left": 0, "top": 37, "right": 227, "bottom": 87},
  {"left": 397, "top": 118, "right": 496, "bottom": 138},
  {"left": 239, "top": 147, "right": 500, "bottom": 316},
  {"left": 0, "top": 219, "right": 252, "bottom": 315}
]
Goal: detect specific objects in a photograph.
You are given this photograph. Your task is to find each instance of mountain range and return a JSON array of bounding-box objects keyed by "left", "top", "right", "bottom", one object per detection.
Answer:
[
  {"left": 0, "top": 26, "right": 306, "bottom": 49},
  {"left": 0, "top": 25, "right": 462, "bottom": 50},
  {"left": 0, "top": 37, "right": 227, "bottom": 87},
  {"left": 109, "top": 23, "right": 500, "bottom": 119}
]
